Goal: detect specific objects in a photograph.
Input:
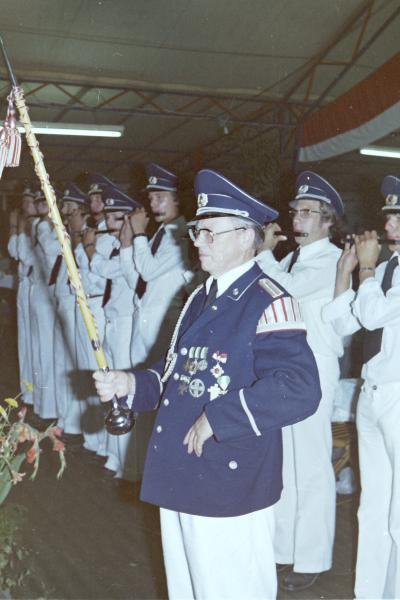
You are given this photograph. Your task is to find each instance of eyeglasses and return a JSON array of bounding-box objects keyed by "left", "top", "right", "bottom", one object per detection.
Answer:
[
  {"left": 288, "top": 208, "right": 321, "bottom": 219},
  {"left": 188, "top": 226, "right": 246, "bottom": 244}
]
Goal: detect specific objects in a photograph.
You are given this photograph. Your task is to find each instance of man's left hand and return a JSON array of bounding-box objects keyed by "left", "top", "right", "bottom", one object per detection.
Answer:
[{"left": 183, "top": 413, "right": 213, "bottom": 457}]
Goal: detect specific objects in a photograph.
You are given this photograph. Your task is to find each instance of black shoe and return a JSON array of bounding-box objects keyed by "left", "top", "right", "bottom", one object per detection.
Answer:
[
  {"left": 276, "top": 563, "right": 292, "bottom": 573},
  {"left": 280, "top": 571, "right": 320, "bottom": 592}
]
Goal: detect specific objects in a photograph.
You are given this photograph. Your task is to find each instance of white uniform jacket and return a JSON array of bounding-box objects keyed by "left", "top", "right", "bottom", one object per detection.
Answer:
[
  {"left": 257, "top": 237, "right": 344, "bottom": 358},
  {"left": 120, "top": 216, "right": 192, "bottom": 366},
  {"left": 322, "top": 251, "right": 400, "bottom": 385}
]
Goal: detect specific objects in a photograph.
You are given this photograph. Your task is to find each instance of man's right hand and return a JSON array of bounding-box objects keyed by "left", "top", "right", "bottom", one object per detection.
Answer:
[
  {"left": 120, "top": 214, "right": 134, "bottom": 248},
  {"left": 259, "top": 222, "right": 287, "bottom": 253},
  {"left": 93, "top": 370, "right": 136, "bottom": 402}
]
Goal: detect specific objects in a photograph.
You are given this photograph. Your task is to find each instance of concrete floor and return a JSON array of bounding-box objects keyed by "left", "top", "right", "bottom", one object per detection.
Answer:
[{"left": 1, "top": 295, "right": 358, "bottom": 599}]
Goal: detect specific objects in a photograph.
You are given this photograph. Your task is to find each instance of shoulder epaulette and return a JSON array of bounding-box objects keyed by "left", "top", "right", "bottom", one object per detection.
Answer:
[
  {"left": 256, "top": 296, "right": 305, "bottom": 334},
  {"left": 258, "top": 277, "right": 284, "bottom": 298}
]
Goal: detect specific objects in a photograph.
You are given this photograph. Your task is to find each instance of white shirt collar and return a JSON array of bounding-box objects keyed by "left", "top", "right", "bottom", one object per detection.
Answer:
[
  {"left": 205, "top": 259, "right": 255, "bottom": 297},
  {"left": 295, "top": 236, "right": 332, "bottom": 260}
]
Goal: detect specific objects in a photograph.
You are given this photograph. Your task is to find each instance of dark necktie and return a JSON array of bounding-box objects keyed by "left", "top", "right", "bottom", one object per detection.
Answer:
[
  {"left": 102, "top": 247, "right": 120, "bottom": 308},
  {"left": 287, "top": 248, "right": 300, "bottom": 273},
  {"left": 203, "top": 278, "right": 218, "bottom": 310},
  {"left": 363, "top": 256, "right": 398, "bottom": 363},
  {"left": 48, "top": 254, "right": 63, "bottom": 285},
  {"left": 135, "top": 227, "right": 166, "bottom": 300}
]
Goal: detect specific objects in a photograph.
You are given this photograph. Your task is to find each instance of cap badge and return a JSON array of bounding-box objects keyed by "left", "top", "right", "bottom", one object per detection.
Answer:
[
  {"left": 198, "top": 193, "right": 208, "bottom": 207},
  {"left": 149, "top": 176, "right": 158, "bottom": 185},
  {"left": 65, "top": 189, "right": 70, "bottom": 196},
  {"left": 386, "top": 194, "right": 398, "bottom": 206},
  {"left": 89, "top": 184, "right": 100, "bottom": 193},
  {"left": 298, "top": 185, "right": 309, "bottom": 194},
  {"left": 105, "top": 198, "right": 114, "bottom": 206}
]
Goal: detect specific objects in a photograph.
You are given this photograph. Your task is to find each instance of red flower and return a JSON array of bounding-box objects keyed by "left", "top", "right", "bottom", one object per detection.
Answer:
[
  {"left": 49, "top": 426, "right": 63, "bottom": 438},
  {"left": 53, "top": 439, "right": 65, "bottom": 453}
]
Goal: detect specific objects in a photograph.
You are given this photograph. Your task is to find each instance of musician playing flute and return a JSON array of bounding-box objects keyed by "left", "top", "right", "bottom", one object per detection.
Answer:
[
  {"left": 322, "top": 174, "right": 400, "bottom": 599},
  {"left": 257, "top": 171, "right": 347, "bottom": 592}
]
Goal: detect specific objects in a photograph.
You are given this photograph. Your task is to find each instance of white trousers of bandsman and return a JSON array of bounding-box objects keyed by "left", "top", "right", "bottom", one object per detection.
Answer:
[
  {"left": 8, "top": 233, "right": 34, "bottom": 405},
  {"left": 29, "top": 278, "right": 57, "bottom": 418},
  {"left": 16, "top": 276, "right": 34, "bottom": 404},
  {"left": 102, "top": 312, "right": 136, "bottom": 480},
  {"left": 160, "top": 505, "right": 277, "bottom": 599},
  {"left": 54, "top": 294, "right": 82, "bottom": 433},
  {"left": 75, "top": 296, "right": 107, "bottom": 455},
  {"left": 355, "top": 381, "right": 400, "bottom": 599},
  {"left": 274, "top": 354, "right": 338, "bottom": 573}
]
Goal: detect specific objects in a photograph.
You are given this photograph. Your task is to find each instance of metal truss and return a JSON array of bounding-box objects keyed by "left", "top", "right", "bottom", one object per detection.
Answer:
[{"left": 0, "top": 0, "right": 398, "bottom": 184}]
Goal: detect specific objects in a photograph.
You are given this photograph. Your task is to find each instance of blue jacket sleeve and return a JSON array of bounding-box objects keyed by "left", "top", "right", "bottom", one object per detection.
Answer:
[
  {"left": 131, "top": 359, "right": 166, "bottom": 412},
  {"left": 205, "top": 329, "right": 321, "bottom": 442}
]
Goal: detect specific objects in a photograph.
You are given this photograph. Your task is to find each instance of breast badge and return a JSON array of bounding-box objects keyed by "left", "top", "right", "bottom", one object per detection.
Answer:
[
  {"left": 208, "top": 352, "right": 231, "bottom": 401},
  {"left": 189, "top": 378, "right": 206, "bottom": 398}
]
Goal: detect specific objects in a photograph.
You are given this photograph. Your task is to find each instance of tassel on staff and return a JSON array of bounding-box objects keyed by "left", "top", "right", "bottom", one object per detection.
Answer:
[{"left": 0, "top": 90, "right": 21, "bottom": 178}]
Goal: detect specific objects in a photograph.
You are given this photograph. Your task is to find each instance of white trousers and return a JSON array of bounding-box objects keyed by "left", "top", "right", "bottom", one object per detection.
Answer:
[
  {"left": 54, "top": 297, "right": 81, "bottom": 433},
  {"left": 103, "top": 314, "right": 140, "bottom": 480},
  {"left": 16, "top": 278, "right": 33, "bottom": 404},
  {"left": 29, "top": 281, "right": 57, "bottom": 418},
  {"left": 274, "top": 354, "right": 338, "bottom": 572},
  {"left": 355, "top": 381, "right": 400, "bottom": 599},
  {"left": 75, "top": 298, "right": 107, "bottom": 455},
  {"left": 160, "top": 506, "right": 277, "bottom": 600}
]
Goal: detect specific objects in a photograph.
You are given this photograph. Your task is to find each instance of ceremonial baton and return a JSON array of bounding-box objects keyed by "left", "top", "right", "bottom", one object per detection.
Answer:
[{"left": 0, "top": 36, "right": 135, "bottom": 435}]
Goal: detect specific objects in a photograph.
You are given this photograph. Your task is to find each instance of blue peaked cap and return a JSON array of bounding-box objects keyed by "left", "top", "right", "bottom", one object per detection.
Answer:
[
  {"left": 381, "top": 175, "right": 400, "bottom": 212},
  {"left": 62, "top": 183, "right": 88, "bottom": 206},
  {"left": 87, "top": 173, "right": 115, "bottom": 195},
  {"left": 103, "top": 184, "right": 142, "bottom": 212},
  {"left": 146, "top": 163, "right": 177, "bottom": 192},
  {"left": 21, "top": 184, "right": 37, "bottom": 199},
  {"left": 191, "top": 169, "right": 279, "bottom": 227},
  {"left": 293, "top": 171, "right": 344, "bottom": 217},
  {"left": 34, "top": 187, "right": 61, "bottom": 202}
]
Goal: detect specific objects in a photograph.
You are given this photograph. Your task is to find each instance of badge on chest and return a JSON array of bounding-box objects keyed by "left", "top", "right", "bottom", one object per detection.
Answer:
[{"left": 178, "top": 346, "right": 231, "bottom": 400}]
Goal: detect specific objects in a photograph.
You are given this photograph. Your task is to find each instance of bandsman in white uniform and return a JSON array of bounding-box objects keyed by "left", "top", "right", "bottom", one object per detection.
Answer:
[
  {"left": 8, "top": 185, "right": 36, "bottom": 404},
  {"left": 120, "top": 163, "right": 192, "bottom": 367},
  {"left": 322, "top": 175, "right": 400, "bottom": 599},
  {"left": 73, "top": 173, "right": 109, "bottom": 456},
  {"left": 257, "top": 171, "right": 346, "bottom": 592},
  {"left": 51, "top": 183, "right": 88, "bottom": 434},
  {"left": 27, "top": 190, "right": 58, "bottom": 419},
  {"left": 119, "top": 164, "right": 193, "bottom": 478},
  {"left": 90, "top": 184, "right": 141, "bottom": 478}
]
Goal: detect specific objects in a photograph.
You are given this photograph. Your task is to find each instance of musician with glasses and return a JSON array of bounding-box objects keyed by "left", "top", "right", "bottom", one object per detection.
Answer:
[
  {"left": 93, "top": 169, "right": 321, "bottom": 599},
  {"left": 257, "top": 171, "right": 346, "bottom": 592}
]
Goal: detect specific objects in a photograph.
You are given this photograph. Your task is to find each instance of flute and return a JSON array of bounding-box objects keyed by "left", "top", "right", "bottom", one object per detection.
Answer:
[
  {"left": 342, "top": 234, "right": 400, "bottom": 245},
  {"left": 273, "top": 231, "right": 309, "bottom": 238},
  {"left": 94, "top": 228, "right": 121, "bottom": 235}
]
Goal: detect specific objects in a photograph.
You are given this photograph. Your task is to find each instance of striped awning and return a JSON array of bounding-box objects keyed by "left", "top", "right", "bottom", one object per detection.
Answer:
[{"left": 297, "top": 52, "right": 400, "bottom": 162}]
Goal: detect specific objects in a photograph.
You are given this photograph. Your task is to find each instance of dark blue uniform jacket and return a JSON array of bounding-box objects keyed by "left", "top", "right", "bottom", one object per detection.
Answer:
[{"left": 132, "top": 263, "right": 321, "bottom": 517}]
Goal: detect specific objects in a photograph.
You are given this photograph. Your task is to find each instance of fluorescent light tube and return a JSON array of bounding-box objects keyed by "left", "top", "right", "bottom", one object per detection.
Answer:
[
  {"left": 360, "top": 146, "right": 400, "bottom": 159},
  {"left": 16, "top": 122, "right": 124, "bottom": 138}
]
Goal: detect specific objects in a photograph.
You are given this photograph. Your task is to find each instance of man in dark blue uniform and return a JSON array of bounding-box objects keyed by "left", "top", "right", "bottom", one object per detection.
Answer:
[{"left": 94, "top": 169, "right": 321, "bottom": 599}]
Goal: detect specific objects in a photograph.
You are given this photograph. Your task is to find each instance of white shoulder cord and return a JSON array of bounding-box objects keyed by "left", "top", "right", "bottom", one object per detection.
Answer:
[{"left": 161, "top": 284, "right": 203, "bottom": 383}]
